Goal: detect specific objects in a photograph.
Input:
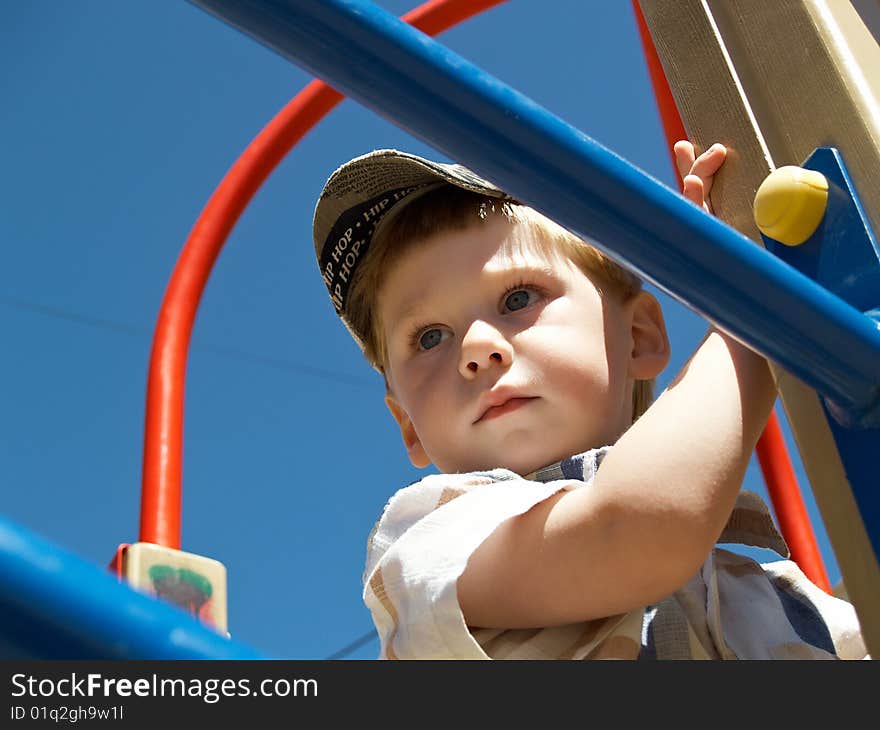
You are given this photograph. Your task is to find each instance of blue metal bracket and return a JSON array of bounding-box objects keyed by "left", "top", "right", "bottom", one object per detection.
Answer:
[
  {"left": 761, "top": 147, "right": 880, "bottom": 428},
  {"left": 760, "top": 147, "right": 880, "bottom": 560}
]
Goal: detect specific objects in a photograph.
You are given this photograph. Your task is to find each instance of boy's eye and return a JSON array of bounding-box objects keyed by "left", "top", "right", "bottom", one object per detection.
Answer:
[
  {"left": 503, "top": 288, "right": 539, "bottom": 312},
  {"left": 417, "top": 327, "right": 449, "bottom": 351}
]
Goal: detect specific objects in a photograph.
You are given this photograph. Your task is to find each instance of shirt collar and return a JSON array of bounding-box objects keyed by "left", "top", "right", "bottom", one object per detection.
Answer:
[{"left": 524, "top": 446, "right": 611, "bottom": 484}]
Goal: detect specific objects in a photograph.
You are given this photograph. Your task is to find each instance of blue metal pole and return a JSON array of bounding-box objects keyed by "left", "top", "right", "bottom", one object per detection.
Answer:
[
  {"left": 0, "top": 515, "right": 265, "bottom": 659},
  {"left": 188, "top": 0, "right": 880, "bottom": 423}
]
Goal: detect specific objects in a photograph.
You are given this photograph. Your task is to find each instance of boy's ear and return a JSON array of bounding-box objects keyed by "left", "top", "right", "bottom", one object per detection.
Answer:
[
  {"left": 627, "top": 291, "right": 670, "bottom": 379},
  {"left": 384, "top": 393, "right": 431, "bottom": 468}
]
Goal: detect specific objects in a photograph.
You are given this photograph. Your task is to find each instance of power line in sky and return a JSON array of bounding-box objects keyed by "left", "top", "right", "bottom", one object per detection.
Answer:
[
  {"left": 0, "top": 293, "right": 374, "bottom": 387},
  {"left": 325, "top": 628, "right": 378, "bottom": 659}
]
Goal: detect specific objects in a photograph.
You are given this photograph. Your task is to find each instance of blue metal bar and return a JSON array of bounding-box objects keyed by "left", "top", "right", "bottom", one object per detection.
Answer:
[
  {"left": 187, "top": 0, "right": 880, "bottom": 422},
  {"left": 0, "top": 515, "right": 265, "bottom": 659}
]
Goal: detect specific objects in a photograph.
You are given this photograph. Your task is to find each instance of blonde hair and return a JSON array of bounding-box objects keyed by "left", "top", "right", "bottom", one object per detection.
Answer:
[{"left": 345, "top": 185, "right": 655, "bottom": 423}]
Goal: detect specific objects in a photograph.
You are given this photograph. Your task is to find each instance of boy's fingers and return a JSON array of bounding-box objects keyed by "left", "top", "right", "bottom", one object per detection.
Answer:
[
  {"left": 673, "top": 140, "right": 695, "bottom": 181},
  {"left": 682, "top": 174, "right": 705, "bottom": 208},
  {"left": 675, "top": 141, "right": 725, "bottom": 211},
  {"left": 689, "top": 143, "right": 727, "bottom": 182},
  {"left": 687, "top": 144, "right": 726, "bottom": 202}
]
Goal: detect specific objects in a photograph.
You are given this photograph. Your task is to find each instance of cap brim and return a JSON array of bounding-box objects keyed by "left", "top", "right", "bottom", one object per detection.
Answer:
[{"left": 313, "top": 149, "right": 510, "bottom": 333}]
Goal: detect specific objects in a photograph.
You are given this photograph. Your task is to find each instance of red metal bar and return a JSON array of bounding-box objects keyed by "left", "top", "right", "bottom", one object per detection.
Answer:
[
  {"left": 140, "top": 0, "right": 508, "bottom": 548},
  {"left": 755, "top": 410, "right": 832, "bottom": 591},
  {"left": 631, "top": 0, "right": 831, "bottom": 592}
]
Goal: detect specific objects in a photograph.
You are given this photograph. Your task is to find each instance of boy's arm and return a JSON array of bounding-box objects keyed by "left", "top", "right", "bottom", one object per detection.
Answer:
[{"left": 458, "top": 144, "right": 779, "bottom": 629}]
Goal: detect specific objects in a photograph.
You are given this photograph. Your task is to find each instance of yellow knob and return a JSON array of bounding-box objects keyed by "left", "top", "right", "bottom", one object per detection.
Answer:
[{"left": 753, "top": 166, "right": 828, "bottom": 246}]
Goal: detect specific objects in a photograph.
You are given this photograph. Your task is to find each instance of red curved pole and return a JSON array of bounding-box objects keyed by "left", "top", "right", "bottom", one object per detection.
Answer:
[
  {"left": 140, "top": 0, "right": 509, "bottom": 549},
  {"left": 631, "top": 1, "right": 831, "bottom": 592},
  {"left": 755, "top": 410, "right": 831, "bottom": 591}
]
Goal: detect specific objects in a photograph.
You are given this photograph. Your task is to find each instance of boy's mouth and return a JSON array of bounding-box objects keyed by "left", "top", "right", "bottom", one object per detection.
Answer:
[{"left": 474, "top": 396, "right": 538, "bottom": 424}]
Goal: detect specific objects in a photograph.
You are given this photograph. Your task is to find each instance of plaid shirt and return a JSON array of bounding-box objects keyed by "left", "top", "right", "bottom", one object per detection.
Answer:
[{"left": 363, "top": 447, "right": 867, "bottom": 659}]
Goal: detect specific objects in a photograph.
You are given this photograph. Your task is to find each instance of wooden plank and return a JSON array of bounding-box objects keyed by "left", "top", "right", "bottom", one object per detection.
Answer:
[
  {"left": 706, "top": 0, "right": 880, "bottom": 234},
  {"left": 639, "top": 0, "right": 880, "bottom": 657}
]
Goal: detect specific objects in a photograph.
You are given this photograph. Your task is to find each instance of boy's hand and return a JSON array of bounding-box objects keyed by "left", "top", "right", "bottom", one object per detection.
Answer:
[{"left": 673, "top": 141, "right": 726, "bottom": 214}]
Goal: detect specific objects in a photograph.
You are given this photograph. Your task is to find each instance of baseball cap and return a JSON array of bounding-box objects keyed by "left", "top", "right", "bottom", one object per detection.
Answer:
[{"left": 312, "top": 149, "right": 514, "bottom": 349}]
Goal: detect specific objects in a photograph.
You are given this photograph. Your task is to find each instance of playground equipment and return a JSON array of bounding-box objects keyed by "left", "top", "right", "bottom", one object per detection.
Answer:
[
  {"left": 1, "top": 0, "right": 876, "bottom": 658},
  {"left": 638, "top": 0, "right": 880, "bottom": 653},
  {"left": 0, "top": 516, "right": 261, "bottom": 659}
]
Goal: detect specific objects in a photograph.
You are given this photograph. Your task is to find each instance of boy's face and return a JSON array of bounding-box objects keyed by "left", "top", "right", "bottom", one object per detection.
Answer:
[{"left": 378, "top": 216, "right": 662, "bottom": 475}]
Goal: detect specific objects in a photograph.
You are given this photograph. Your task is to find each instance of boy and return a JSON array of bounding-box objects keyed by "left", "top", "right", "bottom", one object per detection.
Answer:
[{"left": 312, "top": 142, "right": 866, "bottom": 659}]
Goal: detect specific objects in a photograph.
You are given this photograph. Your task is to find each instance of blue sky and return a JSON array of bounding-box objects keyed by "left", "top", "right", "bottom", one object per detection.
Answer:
[{"left": 1, "top": 0, "right": 841, "bottom": 659}]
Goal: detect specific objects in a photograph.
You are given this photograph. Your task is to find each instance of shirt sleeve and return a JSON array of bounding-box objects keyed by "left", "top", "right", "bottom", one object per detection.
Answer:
[{"left": 362, "top": 471, "right": 581, "bottom": 659}]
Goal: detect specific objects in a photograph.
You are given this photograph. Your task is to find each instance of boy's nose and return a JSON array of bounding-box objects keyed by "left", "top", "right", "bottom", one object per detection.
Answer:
[{"left": 458, "top": 320, "right": 512, "bottom": 379}]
